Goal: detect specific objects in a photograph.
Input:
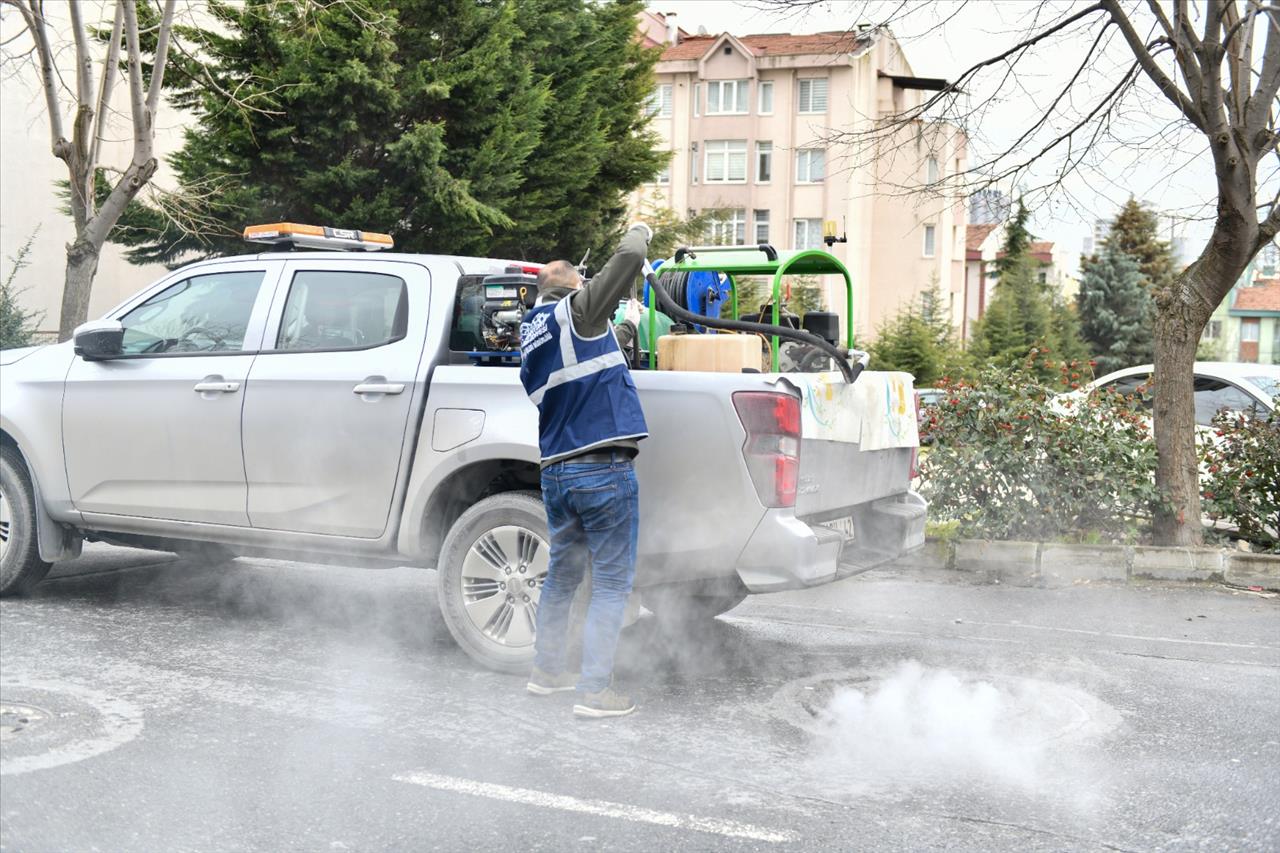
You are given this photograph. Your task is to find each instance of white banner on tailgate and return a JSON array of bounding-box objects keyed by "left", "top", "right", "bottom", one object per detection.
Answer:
[{"left": 778, "top": 371, "right": 919, "bottom": 449}]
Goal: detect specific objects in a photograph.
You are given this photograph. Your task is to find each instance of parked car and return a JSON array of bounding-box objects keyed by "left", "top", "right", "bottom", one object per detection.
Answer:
[
  {"left": 915, "top": 388, "right": 944, "bottom": 445},
  {"left": 1054, "top": 362, "right": 1279, "bottom": 426},
  {"left": 0, "top": 228, "right": 926, "bottom": 672}
]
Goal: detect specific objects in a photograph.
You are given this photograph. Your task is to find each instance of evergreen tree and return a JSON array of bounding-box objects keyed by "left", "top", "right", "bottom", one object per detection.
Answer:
[
  {"left": 0, "top": 228, "right": 44, "bottom": 349},
  {"left": 1102, "top": 197, "right": 1177, "bottom": 292},
  {"left": 109, "top": 0, "right": 663, "bottom": 264},
  {"left": 1077, "top": 246, "right": 1154, "bottom": 373},
  {"left": 991, "top": 198, "right": 1032, "bottom": 278},
  {"left": 1049, "top": 297, "right": 1091, "bottom": 366},
  {"left": 1080, "top": 197, "right": 1178, "bottom": 295},
  {"left": 870, "top": 282, "right": 963, "bottom": 386},
  {"left": 972, "top": 252, "right": 1051, "bottom": 368}
]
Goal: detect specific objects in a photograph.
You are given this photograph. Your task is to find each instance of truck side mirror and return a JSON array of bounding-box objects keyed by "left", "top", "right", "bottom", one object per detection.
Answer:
[{"left": 73, "top": 320, "right": 125, "bottom": 361}]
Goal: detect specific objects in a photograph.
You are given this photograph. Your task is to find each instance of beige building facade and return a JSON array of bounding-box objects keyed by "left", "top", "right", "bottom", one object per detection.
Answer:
[{"left": 634, "top": 21, "right": 968, "bottom": 342}]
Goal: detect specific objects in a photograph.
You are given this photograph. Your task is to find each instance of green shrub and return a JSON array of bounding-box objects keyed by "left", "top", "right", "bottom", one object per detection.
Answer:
[
  {"left": 1, "top": 227, "right": 43, "bottom": 350},
  {"left": 919, "top": 361, "right": 1161, "bottom": 542},
  {"left": 1201, "top": 401, "right": 1280, "bottom": 552}
]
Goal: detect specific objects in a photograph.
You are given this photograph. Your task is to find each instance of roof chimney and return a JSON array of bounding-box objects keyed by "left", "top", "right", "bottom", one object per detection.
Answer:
[{"left": 665, "top": 11, "right": 679, "bottom": 44}]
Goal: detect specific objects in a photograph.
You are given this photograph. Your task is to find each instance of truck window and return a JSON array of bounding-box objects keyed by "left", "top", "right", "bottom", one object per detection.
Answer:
[
  {"left": 119, "top": 270, "right": 265, "bottom": 355},
  {"left": 450, "top": 275, "right": 488, "bottom": 351},
  {"left": 276, "top": 270, "right": 408, "bottom": 351}
]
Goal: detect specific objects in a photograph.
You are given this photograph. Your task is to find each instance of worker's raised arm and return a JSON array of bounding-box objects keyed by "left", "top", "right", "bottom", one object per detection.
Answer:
[{"left": 570, "top": 223, "right": 652, "bottom": 337}]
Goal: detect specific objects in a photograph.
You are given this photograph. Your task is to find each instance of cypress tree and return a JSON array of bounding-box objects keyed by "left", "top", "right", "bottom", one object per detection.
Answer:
[{"left": 109, "top": 0, "right": 663, "bottom": 264}]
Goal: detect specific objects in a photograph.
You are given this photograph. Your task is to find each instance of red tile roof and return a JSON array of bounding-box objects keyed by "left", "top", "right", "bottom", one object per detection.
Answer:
[
  {"left": 661, "top": 31, "right": 870, "bottom": 61},
  {"left": 1029, "top": 240, "right": 1054, "bottom": 254},
  {"left": 966, "top": 223, "right": 998, "bottom": 251},
  {"left": 1234, "top": 278, "right": 1280, "bottom": 311}
]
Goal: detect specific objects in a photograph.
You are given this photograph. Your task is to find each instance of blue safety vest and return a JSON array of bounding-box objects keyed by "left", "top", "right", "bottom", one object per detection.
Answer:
[{"left": 519, "top": 295, "right": 648, "bottom": 464}]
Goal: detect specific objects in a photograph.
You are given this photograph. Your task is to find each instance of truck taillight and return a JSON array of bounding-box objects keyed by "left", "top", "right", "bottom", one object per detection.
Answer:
[{"left": 733, "top": 391, "right": 801, "bottom": 508}]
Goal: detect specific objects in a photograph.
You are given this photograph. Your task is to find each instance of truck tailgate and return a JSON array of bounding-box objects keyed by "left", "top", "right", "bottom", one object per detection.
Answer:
[{"left": 788, "top": 371, "right": 919, "bottom": 519}]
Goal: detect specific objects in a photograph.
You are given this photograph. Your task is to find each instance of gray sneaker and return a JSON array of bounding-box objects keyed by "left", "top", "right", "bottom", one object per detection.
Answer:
[
  {"left": 573, "top": 686, "right": 636, "bottom": 719},
  {"left": 526, "top": 667, "right": 578, "bottom": 696}
]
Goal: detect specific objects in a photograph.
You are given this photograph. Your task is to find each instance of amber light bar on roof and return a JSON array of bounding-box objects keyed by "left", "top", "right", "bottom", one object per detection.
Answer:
[{"left": 242, "top": 222, "right": 394, "bottom": 252}]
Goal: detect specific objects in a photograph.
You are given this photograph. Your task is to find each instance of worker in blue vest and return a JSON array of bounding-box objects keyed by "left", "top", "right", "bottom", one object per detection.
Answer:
[{"left": 519, "top": 222, "right": 651, "bottom": 718}]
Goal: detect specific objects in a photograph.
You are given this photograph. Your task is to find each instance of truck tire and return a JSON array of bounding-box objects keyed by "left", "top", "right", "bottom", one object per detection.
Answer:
[
  {"left": 436, "top": 491, "right": 553, "bottom": 674},
  {"left": 644, "top": 583, "right": 748, "bottom": 626},
  {"left": 0, "top": 447, "right": 53, "bottom": 597}
]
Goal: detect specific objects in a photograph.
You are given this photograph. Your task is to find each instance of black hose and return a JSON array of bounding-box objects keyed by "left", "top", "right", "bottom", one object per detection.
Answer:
[{"left": 644, "top": 263, "right": 861, "bottom": 384}]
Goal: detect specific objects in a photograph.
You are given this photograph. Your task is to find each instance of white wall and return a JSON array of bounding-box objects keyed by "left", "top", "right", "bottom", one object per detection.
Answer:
[{"left": 0, "top": 2, "right": 189, "bottom": 338}]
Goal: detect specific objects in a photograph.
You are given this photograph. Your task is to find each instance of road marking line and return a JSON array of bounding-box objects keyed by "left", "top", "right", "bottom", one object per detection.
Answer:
[{"left": 391, "top": 771, "right": 793, "bottom": 843}]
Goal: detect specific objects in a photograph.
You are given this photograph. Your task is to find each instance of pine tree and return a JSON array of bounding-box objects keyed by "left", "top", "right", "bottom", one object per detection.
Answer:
[
  {"left": 109, "top": 0, "right": 663, "bottom": 264},
  {"left": 1103, "top": 197, "right": 1177, "bottom": 293},
  {"left": 991, "top": 198, "right": 1032, "bottom": 279},
  {"left": 870, "top": 282, "right": 963, "bottom": 386},
  {"left": 1077, "top": 246, "right": 1154, "bottom": 373},
  {"left": 1049, "top": 297, "right": 1091, "bottom": 366},
  {"left": 972, "top": 252, "right": 1052, "bottom": 369}
]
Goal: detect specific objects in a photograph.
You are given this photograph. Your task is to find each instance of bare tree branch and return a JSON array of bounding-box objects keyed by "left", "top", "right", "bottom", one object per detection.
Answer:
[
  {"left": 145, "top": 0, "right": 177, "bottom": 117},
  {"left": 2, "top": 0, "right": 65, "bottom": 154},
  {"left": 1247, "top": 5, "right": 1280, "bottom": 132},
  {"left": 89, "top": 2, "right": 124, "bottom": 177},
  {"left": 120, "top": 0, "right": 148, "bottom": 153},
  {"left": 1103, "top": 0, "right": 1207, "bottom": 130}
]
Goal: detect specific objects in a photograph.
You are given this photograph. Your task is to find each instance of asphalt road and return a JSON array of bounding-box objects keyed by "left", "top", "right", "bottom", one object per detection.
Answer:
[{"left": 1, "top": 545, "right": 1277, "bottom": 852}]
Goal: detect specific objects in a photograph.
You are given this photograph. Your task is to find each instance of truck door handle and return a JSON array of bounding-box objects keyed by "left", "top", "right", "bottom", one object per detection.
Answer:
[
  {"left": 193, "top": 381, "right": 240, "bottom": 393},
  {"left": 353, "top": 382, "right": 405, "bottom": 395}
]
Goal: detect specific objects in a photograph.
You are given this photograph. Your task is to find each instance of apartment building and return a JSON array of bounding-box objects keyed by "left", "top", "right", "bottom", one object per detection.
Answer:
[{"left": 633, "top": 20, "right": 968, "bottom": 342}]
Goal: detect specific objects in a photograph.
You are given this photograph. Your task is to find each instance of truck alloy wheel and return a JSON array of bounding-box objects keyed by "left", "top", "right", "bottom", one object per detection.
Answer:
[
  {"left": 0, "top": 448, "right": 52, "bottom": 597},
  {"left": 436, "top": 491, "right": 552, "bottom": 673}
]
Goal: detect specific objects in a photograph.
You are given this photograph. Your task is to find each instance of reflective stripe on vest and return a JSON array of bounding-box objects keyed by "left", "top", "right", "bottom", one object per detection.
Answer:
[{"left": 525, "top": 298, "right": 626, "bottom": 404}]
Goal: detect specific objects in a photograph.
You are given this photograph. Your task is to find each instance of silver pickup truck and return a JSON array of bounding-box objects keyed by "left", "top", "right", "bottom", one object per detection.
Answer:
[{"left": 0, "top": 248, "right": 925, "bottom": 671}]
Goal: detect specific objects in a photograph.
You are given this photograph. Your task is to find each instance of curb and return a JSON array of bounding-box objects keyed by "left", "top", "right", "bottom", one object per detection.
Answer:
[{"left": 891, "top": 539, "right": 1280, "bottom": 592}]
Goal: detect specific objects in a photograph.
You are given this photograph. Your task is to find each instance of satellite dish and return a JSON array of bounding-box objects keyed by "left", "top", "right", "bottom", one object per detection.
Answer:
[{"left": 697, "top": 25, "right": 708, "bottom": 35}]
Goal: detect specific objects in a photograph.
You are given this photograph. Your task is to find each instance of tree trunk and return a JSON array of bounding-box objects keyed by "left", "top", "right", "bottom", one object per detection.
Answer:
[
  {"left": 1150, "top": 293, "right": 1204, "bottom": 546},
  {"left": 58, "top": 239, "right": 101, "bottom": 341}
]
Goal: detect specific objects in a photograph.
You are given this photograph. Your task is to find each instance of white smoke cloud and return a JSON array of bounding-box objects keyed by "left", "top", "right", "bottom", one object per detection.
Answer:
[{"left": 810, "top": 660, "right": 1117, "bottom": 798}]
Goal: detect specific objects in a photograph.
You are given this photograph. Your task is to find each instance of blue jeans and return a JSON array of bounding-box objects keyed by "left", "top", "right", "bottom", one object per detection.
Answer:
[{"left": 534, "top": 458, "right": 639, "bottom": 693}]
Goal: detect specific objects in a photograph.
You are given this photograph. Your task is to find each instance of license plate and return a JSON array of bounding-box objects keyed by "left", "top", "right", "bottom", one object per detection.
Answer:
[{"left": 820, "top": 516, "right": 856, "bottom": 540}]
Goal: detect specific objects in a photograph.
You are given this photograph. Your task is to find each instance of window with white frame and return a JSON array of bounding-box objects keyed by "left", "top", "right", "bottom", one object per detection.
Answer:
[
  {"left": 707, "top": 79, "right": 749, "bottom": 114},
  {"left": 647, "top": 84, "right": 673, "bottom": 117},
  {"left": 691, "top": 142, "right": 699, "bottom": 183},
  {"left": 1202, "top": 320, "right": 1222, "bottom": 340},
  {"left": 708, "top": 209, "right": 748, "bottom": 245},
  {"left": 926, "top": 155, "right": 940, "bottom": 184},
  {"left": 693, "top": 83, "right": 701, "bottom": 117},
  {"left": 655, "top": 161, "right": 671, "bottom": 185},
  {"left": 756, "top": 141, "right": 772, "bottom": 183},
  {"left": 798, "top": 78, "right": 828, "bottom": 113},
  {"left": 705, "top": 140, "right": 747, "bottom": 183},
  {"left": 758, "top": 80, "right": 774, "bottom": 114},
  {"left": 796, "top": 148, "right": 825, "bottom": 183},
  {"left": 922, "top": 224, "right": 937, "bottom": 257},
  {"left": 1241, "top": 318, "right": 1261, "bottom": 342},
  {"left": 794, "top": 218, "right": 823, "bottom": 250},
  {"left": 754, "top": 209, "right": 770, "bottom": 244}
]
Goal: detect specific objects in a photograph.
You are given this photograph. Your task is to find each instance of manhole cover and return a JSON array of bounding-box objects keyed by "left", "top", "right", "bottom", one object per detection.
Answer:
[
  {"left": 0, "top": 682, "right": 143, "bottom": 776},
  {"left": 0, "top": 704, "right": 48, "bottom": 739}
]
